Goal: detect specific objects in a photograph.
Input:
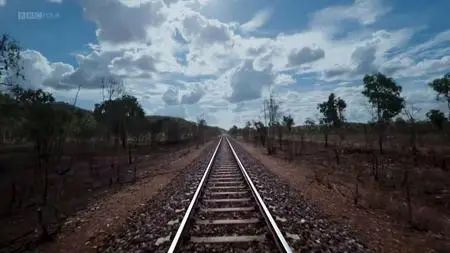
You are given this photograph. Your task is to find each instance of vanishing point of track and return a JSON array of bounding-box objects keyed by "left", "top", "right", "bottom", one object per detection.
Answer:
[{"left": 167, "top": 136, "right": 292, "bottom": 253}]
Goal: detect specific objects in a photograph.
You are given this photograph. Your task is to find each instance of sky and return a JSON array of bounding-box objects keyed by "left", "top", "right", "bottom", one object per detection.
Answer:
[{"left": 0, "top": 0, "right": 449, "bottom": 129}]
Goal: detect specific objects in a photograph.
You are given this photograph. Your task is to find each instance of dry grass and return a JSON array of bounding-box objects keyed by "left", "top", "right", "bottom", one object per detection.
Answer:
[
  {"left": 0, "top": 140, "right": 200, "bottom": 252},
  {"left": 239, "top": 136, "right": 450, "bottom": 253},
  {"left": 39, "top": 141, "right": 213, "bottom": 253}
]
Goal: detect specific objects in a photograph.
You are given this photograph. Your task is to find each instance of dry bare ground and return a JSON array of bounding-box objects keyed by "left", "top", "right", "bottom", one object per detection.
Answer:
[
  {"left": 38, "top": 140, "right": 213, "bottom": 253},
  {"left": 237, "top": 139, "right": 450, "bottom": 253}
]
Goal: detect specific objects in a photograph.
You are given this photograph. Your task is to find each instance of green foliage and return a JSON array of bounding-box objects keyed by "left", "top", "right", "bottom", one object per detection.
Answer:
[
  {"left": 253, "top": 121, "right": 267, "bottom": 146},
  {"left": 253, "top": 121, "right": 265, "bottom": 132},
  {"left": 0, "top": 86, "right": 85, "bottom": 153},
  {"left": 282, "top": 115, "right": 295, "bottom": 132},
  {"left": 304, "top": 118, "right": 316, "bottom": 126},
  {"left": 0, "top": 34, "right": 24, "bottom": 82},
  {"left": 394, "top": 117, "right": 407, "bottom": 125},
  {"left": 0, "top": 92, "right": 22, "bottom": 141},
  {"left": 229, "top": 125, "right": 239, "bottom": 136},
  {"left": 317, "top": 93, "right": 347, "bottom": 128},
  {"left": 428, "top": 73, "right": 450, "bottom": 116},
  {"left": 10, "top": 87, "right": 61, "bottom": 141},
  {"left": 362, "top": 73, "right": 405, "bottom": 153},
  {"left": 362, "top": 72, "right": 405, "bottom": 122},
  {"left": 196, "top": 118, "right": 207, "bottom": 144},
  {"left": 165, "top": 120, "right": 181, "bottom": 143},
  {"left": 426, "top": 109, "right": 447, "bottom": 130},
  {"left": 94, "top": 94, "right": 145, "bottom": 147}
]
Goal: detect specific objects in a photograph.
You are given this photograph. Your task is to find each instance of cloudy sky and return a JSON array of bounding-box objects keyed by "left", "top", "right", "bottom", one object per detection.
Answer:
[{"left": 0, "top": 0, "right": 449, "bottom": 128}]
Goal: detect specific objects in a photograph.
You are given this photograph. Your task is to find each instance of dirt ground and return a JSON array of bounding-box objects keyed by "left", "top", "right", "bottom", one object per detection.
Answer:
[
  {"left": 38, "top": 140, "right": 214, "bottom": 253},
  {"left": 0, "top": 140, "right": 212, "bottom": 253},
  {"left": 237, "top": 140, "right": 450, "bottom": 253}
]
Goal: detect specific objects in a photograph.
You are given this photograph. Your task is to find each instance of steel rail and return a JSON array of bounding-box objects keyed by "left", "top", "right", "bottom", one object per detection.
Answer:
[
  {"left": 225, "top": 137, "right": 293, "bottom": 253},
  {"left": 167, "top": 137, "right": 223, "bottom": 253}
]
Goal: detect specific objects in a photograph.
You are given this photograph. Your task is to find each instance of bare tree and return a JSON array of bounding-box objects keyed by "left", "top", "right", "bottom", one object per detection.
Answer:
[
  {"left": 101, "top": 76, "right": 124, "bottom": 102},
  {"left": 401, "top": 101, "right": 422, "bottom": 226},
  {"left": 263, "top": 93, "right": 281, "bottom": 155}
]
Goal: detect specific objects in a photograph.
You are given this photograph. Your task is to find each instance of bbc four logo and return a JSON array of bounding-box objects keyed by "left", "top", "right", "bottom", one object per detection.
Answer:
[{"left": 17, "top": 11, "right": 60, "bottom": 21}]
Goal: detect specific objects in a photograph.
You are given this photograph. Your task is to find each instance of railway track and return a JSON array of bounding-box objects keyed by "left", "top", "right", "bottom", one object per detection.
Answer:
[{"left": 168, "top": 137, "right": 292, "bottom": 253}]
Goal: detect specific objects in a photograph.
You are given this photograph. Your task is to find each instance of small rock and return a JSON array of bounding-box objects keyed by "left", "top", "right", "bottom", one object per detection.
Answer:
[
  {"left": 167, "top": 219, "right": 179, "bottom": 225},
  {"left": 275, "top": 216, "right": 287, "bottom": 222},
  {"left": 286, "top": 232, "right": 301, "bottom": 241},
  {"left": 155, "top": 234, "right": 171, "bottom": 246}
]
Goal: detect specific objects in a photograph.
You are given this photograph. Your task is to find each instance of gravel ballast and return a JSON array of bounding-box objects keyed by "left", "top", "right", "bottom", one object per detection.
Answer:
[
  {"left": 98, "top": 142, "right": 218, "bottom": 253},
  {"left": 229, "top": 139, "right": 366, "bottom": 252},
  {"left": 99, "top": 138, "right": 366, "bottom": 252}
]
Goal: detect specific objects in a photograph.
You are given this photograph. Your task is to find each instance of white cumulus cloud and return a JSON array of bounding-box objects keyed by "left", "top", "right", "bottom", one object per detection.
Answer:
[
  {"left": 241, "top": 8, "right": 272, "bottom": 32},
  {"left": 9, "top": 0, "right": 450, "bottom": 128}
]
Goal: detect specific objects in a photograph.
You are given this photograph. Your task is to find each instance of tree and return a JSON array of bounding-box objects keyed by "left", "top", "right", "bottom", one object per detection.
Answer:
[
  {"left": 429, "top": 73, "right": 450, "bottom": 117},
  {"left": 229, "top": 125, "right": 238, "bottom": 136},
  {"left": 282, "top": 115, "right": 295, "bottom": 160},
  {"left": 148, "top": 119, "right": 162, "bottom": 144},
  {"left": 426, "top": 109, "right": 447, "bottom": 131},
  {"left": 275, "top": 121, "right": 283, "bottom": 149},
  {"left": 0, "top": 34, "right": 24, "bottom": 85},
  {"left": 7, "top": 86, "right": 75, "bottom": 241},
  {"left": 263, "top": 94, "right": 281, "bottom": 154},
  {"left": 317, "top": 93, "right": 346, "bottom": 128},
  {"left": 243, "top": 121, "right": 252, "bottom": 142},
  {"left": 0, "top": 34, "right": 25, "bottom": 143},
  {"left": 317, "top": 93, "right": 347, "bottom": 147},
  {"left": 196, "top": 118, "right": 206, "bottom": 147},
  {"left": 362, "top": 72, "right": 405, "bottom": 154},
  {"left": 101, "top": 76, "right": 124, "bottom": 101},
  {"left": 0, "top": 92, "right": 20, "bottom": 144},
  {"left": 166, "top": 120, "right": 180, "bottom": 143},
  {"left": 403, "top": 102, "right": 421, "bottom": 153},
  {"left": 304, "top": 118, "right": 315, "bottom": 126},
  {"left": 253, "top": 121, "right": 266, "bottom": 146},
  {"left": 394, "top": 117, "right": 406, "bottom": 125},
  {"left": 304, "top": 118, "right": 316, "bottom": 135},
  {"left": 94, "top": 94, "right": 145, "bottom": 149},
  {"left": 282, "top": 115, "right": 294, "bottom": 133}
]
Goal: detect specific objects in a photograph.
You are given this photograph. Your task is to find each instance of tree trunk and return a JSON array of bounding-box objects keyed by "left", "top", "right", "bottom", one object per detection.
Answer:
[
  {"left": 354, "top": 170, "right": 360, "bottom": 205},
  {"left": 334, "top": 148, "right": 340, "bottom": 165},
  {"left": 377, "top": 121, "right": 385, "bottom": 154},
  {"left": 42, "top": 164, "right": 48, "bottom": 205},
  {"left": 37, "top": 207, "right": 51, "bottom": 242},
  {"left": 363, "top": 124, "right": 368, "bottom": 147},
  {"left": 9, "top": 182, "right": 16, "bottom": 211},
  {"left": 403, "top": 169, "right": 412, "bottom": 225},
  {"left": 278, "top": 128, "right": 283, "bottom": 150},
  {"left": 128, "top": 148, "right": 132, "bottom": 165},
  {"left": 373, "top": 154, "right": 379, "bottom": 181},
  {"left": 301, "top": 133, "right": 305, "bottom": 152},
  {"left": 378, "top": 133, "right": 383, "bottom": 154},
  {"left": 121, "top": 131, "right": 127, "bottom": 150}
]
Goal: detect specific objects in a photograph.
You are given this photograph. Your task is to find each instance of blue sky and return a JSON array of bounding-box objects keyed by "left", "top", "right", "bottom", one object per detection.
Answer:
[{"left": 0, "top": 0, "right": 449, "bottom": 128}]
